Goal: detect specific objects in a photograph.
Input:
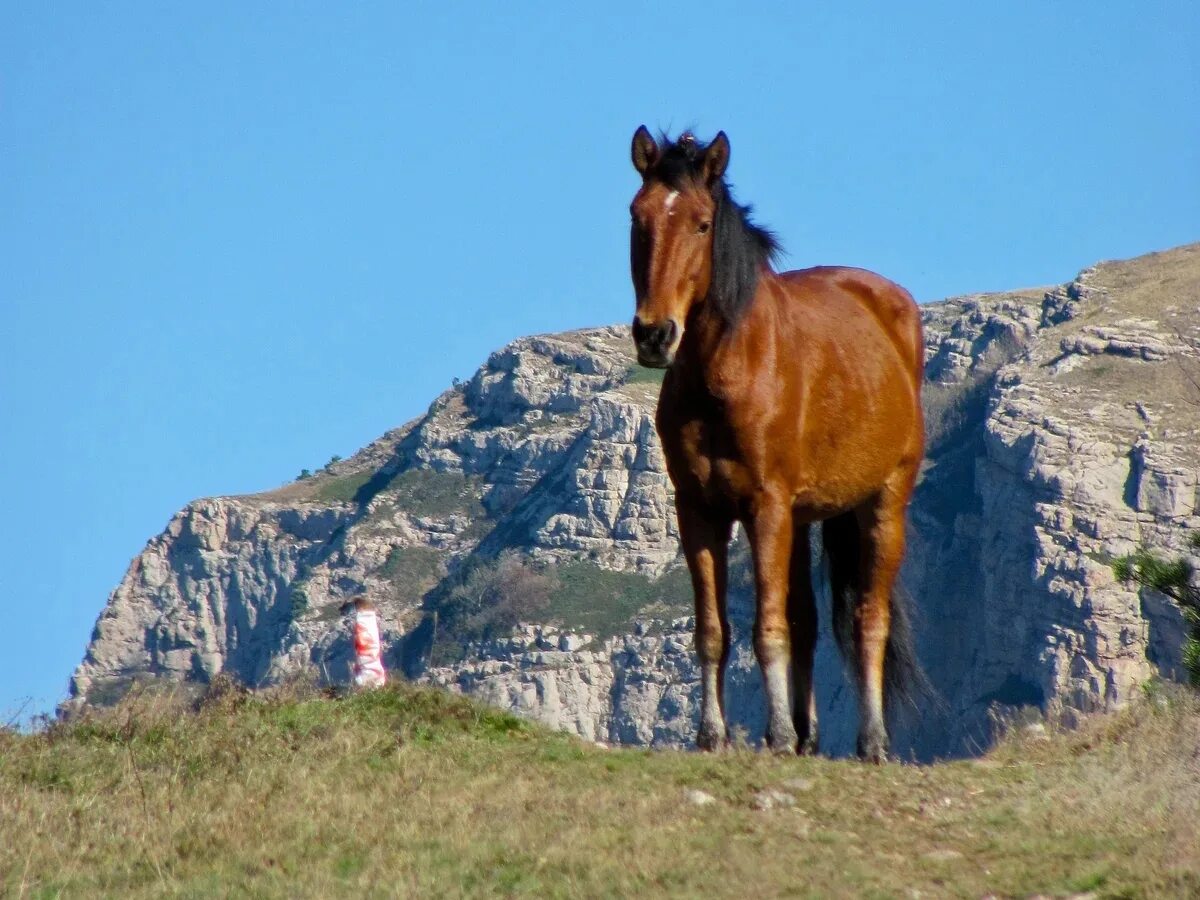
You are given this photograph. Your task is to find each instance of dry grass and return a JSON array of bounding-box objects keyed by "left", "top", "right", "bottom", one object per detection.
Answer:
[
  {"left": 1084, "top": 242, "right": 1200, "bottom": 322},
  {"left": 2, "top": 680, "right": 1198, "bottom": 898},
  {"left": 1048, "top": 243, "right": 1200, "bottom": 418}
]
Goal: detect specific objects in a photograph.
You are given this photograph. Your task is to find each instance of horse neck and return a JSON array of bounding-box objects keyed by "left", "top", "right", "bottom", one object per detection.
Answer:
[
  {"left": 677, "top": 269, "right": 778, "bottom": 392},
  {"left": 685, "top": 268, "right": 776, "bottom": 361}
]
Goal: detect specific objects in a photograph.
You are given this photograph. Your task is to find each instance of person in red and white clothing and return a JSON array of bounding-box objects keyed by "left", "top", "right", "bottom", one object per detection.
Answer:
[{"left": 349, "top": 596, "right": 386, "bottom": 688}]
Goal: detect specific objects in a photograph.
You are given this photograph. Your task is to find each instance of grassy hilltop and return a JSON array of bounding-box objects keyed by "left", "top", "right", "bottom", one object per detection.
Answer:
[{"left": 2, "top": 681, "right": 1198, "bottom": 898}]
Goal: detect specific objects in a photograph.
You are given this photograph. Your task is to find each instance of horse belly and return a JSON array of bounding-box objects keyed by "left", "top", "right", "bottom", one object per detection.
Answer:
[
  {"left": 790, "top": 453, "right": 894, "bottom": 518},
  {"left": 788, "top": 393, "right": 919, "bottom": 515}
]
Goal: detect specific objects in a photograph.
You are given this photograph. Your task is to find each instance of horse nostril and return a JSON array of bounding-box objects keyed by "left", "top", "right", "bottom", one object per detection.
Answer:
[
  {"left": 649, "top": 320, "right": 677, "bottom": 351},
  {"left": 632, "top": 316, "right": 652, "bottom": 346}
]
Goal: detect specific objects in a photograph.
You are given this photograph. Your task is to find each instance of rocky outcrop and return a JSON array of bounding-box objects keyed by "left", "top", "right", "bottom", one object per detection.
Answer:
[
  {"left": 72, "top": 500, "right": 353, "bottom": 703},
  {"left": 903, "top": 245, "right": 1200, "bottom": 754},
  {"left": 68, "top": 244, "right": 1200, "bottom": 759},
  {"left": 69, "top": 326, "right": 682, "bottom": 707},
  {"left": 423, "top": 616, "right": 776, "bottom": 749}
]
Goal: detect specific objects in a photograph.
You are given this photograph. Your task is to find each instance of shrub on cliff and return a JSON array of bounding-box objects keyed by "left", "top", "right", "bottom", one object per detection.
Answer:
[
  {"left": 435, "top": 552, "right": 557, "bottom": 656},
  {"left": 1113, "top": 531, "right": 1200, "bottom": 685}
]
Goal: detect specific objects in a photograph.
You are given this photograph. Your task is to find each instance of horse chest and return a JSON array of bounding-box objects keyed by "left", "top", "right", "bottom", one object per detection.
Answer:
[{"left": 659, "top": 408, "right": 761, "bottom": 508}]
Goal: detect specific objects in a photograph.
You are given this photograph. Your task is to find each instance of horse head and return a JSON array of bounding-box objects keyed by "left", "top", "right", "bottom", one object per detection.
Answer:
[
  {"left": 628, "top": 127, "right": 778, "bottom": 368},
  {"left": 628, "top": 126, "right": 729, "bottom": 367}
]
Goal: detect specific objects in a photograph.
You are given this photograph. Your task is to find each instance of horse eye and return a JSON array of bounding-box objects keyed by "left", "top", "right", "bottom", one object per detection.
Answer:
[{"left": 697, "top": 221, "right": 711, "bottom": 234}]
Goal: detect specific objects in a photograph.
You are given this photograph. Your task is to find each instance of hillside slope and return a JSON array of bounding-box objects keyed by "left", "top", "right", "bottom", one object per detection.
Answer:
[
  {"left": 68, "top": 243, "right": 1200, "bottom": 757},
  {"left": 7, "top": 682, "right": 1199, "bottom": 897}
]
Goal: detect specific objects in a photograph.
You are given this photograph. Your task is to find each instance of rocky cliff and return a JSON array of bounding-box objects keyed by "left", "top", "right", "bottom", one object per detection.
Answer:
[{"left": 69, "top": 243, "right": 1200, "bottom": 758}]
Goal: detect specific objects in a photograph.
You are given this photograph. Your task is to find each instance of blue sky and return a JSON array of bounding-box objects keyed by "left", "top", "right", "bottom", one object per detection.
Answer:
[{"left": 2, "top": 2, "right": 1197, "bottom": 722}]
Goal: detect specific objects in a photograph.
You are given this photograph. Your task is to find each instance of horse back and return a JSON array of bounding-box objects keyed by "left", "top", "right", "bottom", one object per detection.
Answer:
[
  {"left": 778, "top": 266, "right": 924, "bottom": 389},
  {"left": 656, "top": 264, "right": 925, "bottom": 517}
]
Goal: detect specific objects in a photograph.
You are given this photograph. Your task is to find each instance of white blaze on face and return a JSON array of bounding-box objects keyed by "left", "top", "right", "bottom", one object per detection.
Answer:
[{"left": 664, "top": 190, "right": 679, "bottom": 215}]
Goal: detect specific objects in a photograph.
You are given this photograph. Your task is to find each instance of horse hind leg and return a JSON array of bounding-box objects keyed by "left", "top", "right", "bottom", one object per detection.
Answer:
[
  {"left": 851, "top": 477, "right": 913, "bottom": 764},
  {"left": 788, "top": 521, "right": 819, "bottom": 754},
  {"left": 823, "top": 511, "right": 863, "bottom": 743}
]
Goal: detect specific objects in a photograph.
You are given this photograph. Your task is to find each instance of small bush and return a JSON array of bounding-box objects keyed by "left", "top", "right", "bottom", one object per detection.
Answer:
[
  {"left": 432, "top": 553, "right": 556, "bottom": 659},
  {"left": 291, "top": 584, "right": 310, "bottom": 618},
  {"left": 195, "top": 672, "right": 250, "bottom": 714},
  {"left": 1113, "top": 532, "right": 1200, "bottom": 686}
]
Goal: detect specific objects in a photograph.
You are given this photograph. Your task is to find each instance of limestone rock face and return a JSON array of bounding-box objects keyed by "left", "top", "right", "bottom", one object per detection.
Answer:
[
  {"left": 903, "top": 245, "right": 1200, "bottom": 754},
  {"left": 68, "top": 244, "right": 1200, "bottom": 758},
  {"left": 71, "top": 500, "right": 352, "bottom": 704}
]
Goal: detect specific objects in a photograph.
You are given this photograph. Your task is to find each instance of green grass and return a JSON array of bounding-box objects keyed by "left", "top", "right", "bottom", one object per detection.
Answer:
[
  {"left": 624, "top": 365, "right": 667, "bottom": 386},
  {"left": 424, "top": 557, "right": 694, "bottom": 664},
  {"left": 3, "top": 680, "right": 1198, "bottom": 897},
  {"left": 377, "top": 545, "right": 445, "bottom": 606},
  {"left": 382, "top": 468, "right": 486, "bottom": 520},
  {"left": 305, "top": 471, "right": 373, "bottom": 504},
  {"left": 546, "top": 561, "right": 692, "bottom": 638}
]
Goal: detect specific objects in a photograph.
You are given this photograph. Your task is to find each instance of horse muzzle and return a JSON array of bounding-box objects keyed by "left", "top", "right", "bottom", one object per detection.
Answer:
[{"left": 632, "top": 316, "right": 680, "bottom": 368}]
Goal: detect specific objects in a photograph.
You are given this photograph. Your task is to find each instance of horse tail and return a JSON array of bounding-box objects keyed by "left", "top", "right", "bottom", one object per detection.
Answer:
[{"left": 822, "top": 512, "right": 928, "bottom": 714}]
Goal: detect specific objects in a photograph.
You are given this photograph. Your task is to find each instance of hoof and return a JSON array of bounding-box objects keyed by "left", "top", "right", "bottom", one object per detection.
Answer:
[
  {"left": 797, "top": 728, "right": 820, "bottom": 757},
  {"left": 856, "top": 732, "right": 890, "bottom": 764},
  {"left": 766, "top": 726, "right": 799, "bottom": 756},
  {"left": 697, "top": 723, "right": 728, "bottom": 752}
]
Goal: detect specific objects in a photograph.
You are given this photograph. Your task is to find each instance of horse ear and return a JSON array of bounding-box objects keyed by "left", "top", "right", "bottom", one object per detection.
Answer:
[
  {"left": 702, "top": 131, "right": 730, "bottom": 185},
  {"left": 632, "top": 125, "right": 658, "bottom": 175}
]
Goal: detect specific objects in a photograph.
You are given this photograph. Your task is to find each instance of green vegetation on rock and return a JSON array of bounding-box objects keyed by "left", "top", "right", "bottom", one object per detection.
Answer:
[
  {"left": 426, "top": 553, "right": 556, "bottom": 664},
  {"left": 383, "top": 468, "right": 485, "bottom": 519},
  {"left": 377, "top": 545, "right": 446, "bottom": 607},
  {"left": 624, "top": 364, "right": 667, "bottom": 386},
  {"left": 546, "top": 561, "right": 692, "bottom": 638},
  {"left": 306, "top": 471, "right": 373, "bottom": 504},
  {"left": 1113, "top": 531, "right": 1200, "bottom": 685},
  {"left": 423, "top": 555, "right": 693, "bottom": 665}
]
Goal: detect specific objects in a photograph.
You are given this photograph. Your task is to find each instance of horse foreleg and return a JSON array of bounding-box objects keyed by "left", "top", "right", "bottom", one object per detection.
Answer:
[
  {"left": 748, "top": 497, "right": 798, "bottom": 753},
  {"left": 678, "top": 503, "right": 732, "bottom": 751},
  {"left": 854, "top": 485, "right": 908, "bottom": 763},
  {"left": 788, "top": 521, "right": 818, "bottom": 754}
]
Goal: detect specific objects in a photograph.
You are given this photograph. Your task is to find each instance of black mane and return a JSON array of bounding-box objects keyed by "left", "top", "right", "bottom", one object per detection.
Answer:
[{"left": 647, "top": 132, "right": 781, "bottom": 323}]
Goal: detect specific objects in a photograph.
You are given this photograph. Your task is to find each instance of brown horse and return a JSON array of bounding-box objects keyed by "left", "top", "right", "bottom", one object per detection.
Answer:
[{"left": 628, "top": 127, "right": 926, "bottom": 761}]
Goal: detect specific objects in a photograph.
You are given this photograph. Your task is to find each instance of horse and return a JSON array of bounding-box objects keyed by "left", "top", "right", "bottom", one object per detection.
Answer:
[{"left": 628, "top": 127, "right": 926, "bottom": 762}]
